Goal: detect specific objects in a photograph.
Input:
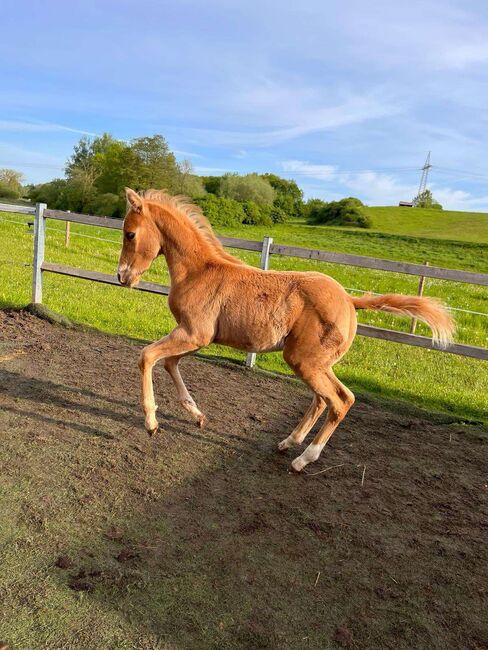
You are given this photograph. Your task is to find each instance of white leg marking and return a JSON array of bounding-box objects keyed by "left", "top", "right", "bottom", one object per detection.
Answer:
[
  {"left": 180, "top": 398, "right": 206, "bottom": 427},
  {"left": 144, "top": 403, "right": 158, "bottom": 432},
  {"left": 291, "top": 443, "right": 325, "bottom": 472},
  {"left": 278, "top": 435, "right": 300, "bottom": 451}
]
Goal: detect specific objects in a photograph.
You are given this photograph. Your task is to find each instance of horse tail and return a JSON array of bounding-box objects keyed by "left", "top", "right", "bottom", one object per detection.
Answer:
[{"left": 351, "top": 293, "right": 455, "bottom": 348}]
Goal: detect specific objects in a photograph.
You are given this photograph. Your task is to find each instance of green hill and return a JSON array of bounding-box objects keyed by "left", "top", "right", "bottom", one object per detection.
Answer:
[{"left": 363, "top": 206, "right": 488, "bottom": 243}]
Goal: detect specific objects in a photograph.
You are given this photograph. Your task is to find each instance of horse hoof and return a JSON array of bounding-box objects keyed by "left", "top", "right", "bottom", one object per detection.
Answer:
[
  {"left": 278, "top": 438, "right": 291, "bottom": 452},
  {"left": 147, "top": 426, "right": 159, "bottom": 437},
  {"left": 291, "top": 456, "right": 306, "bottom": 473},
  {"left": 197, "top": 415, "right": 207, "bottom": 429}
]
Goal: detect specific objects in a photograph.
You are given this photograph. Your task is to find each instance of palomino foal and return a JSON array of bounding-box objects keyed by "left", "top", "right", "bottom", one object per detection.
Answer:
[{"left": 118, "top": 188, "right": 454, "bottom": 472}]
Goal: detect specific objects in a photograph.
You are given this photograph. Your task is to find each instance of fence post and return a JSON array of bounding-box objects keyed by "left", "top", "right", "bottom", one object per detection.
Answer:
[
  {"left": 410, "top": 261, "right": 429, "bottom": 334},
  {"left": 32, "top": 202, "right": 47, "bottom": 304},
  {"left": 246, "top": 235, "right": 273, "bottom": 369},
  {"left": 65, "top": 216, "right": 71, "bottom": 247}
]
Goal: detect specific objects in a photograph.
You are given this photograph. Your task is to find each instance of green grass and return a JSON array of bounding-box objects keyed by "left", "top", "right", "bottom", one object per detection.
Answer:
[
  {"left": 1, "top": 210, "right": 487, "bottom": 424},
  {"left": 363, "top": 205, "right": 488, "bottom": 242}
]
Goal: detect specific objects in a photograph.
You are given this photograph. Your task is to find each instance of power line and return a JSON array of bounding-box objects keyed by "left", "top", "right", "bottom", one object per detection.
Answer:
[{"left": 434, "top": 166, "right": 488, "bottom": 182}]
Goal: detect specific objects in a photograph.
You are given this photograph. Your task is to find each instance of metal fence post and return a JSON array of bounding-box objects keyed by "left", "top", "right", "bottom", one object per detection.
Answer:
[
  {"left": 246, "top": 235, "right": 273, "bottom": 368},
  {"left": 32, "top": 202, "right": 47, "bottom": 304}
]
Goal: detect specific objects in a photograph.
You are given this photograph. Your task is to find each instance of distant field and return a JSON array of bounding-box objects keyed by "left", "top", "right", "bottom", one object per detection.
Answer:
[{"left": 363, "top": 205, "right": 488, "bottom": 242}]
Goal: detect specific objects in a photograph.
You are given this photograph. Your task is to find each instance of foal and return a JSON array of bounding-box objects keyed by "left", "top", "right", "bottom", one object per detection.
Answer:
[{"left": 118, "top": 188, "right": 454, "bottom": 472}]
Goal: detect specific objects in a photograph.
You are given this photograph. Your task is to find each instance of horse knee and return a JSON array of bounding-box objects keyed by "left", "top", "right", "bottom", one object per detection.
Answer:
[
  {"left": 138, "top": 347, "right": 153, "bottom": 372},
  {"left": 344, "top": 390, "right": 355, "bottom": 410}
]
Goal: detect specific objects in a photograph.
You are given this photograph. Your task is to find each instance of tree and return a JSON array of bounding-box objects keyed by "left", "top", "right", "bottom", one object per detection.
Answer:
[
  {"left": 65, "top": 133, "right": 116, "bottom": 177},
  {"left": 60, "top": 133, "right": 186, "bottom": 214},
  {"left": 0, "top": 168, "right": 24, "bottom": 198},
  {"left": 28, "top": 179, "right": 67, "bottom": 208},
  {"left": 176, "top": 160, "right": 207, "bottom": 197},
  {"left": 201, "top": 176, "right": 222, "bottom": 195},
  {"left": 414, "top": 189, "right": 442, "bottom": 210},
  {"left": 219, "top": 173, "right": 275, "bottom": 206},
  {"left": 94, "top": 140, "right": 140, "bottom": 195},
  {"left": 261, "top": 173, "right": 304, "bottom": 219},
  {"left": 130, "top": 135, "right": 180, "bottom": 192},
  {"left": 62, "top": 167, "right": 99, "bottom": 212}
]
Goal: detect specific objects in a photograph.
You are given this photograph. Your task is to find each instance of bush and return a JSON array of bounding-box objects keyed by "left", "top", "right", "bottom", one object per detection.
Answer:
[
  {"left": 307, "top": 197, "right": 371, "bottom": 228},
  {"left": 270, "top": 206, "right": 288, "bottom": 224},
  {"left": 194, "top": 194, "right": 246, "bottom": 228},
  {"left": 88, "top": 193, "right": 120, "bottom": 217},
  {"left": 242, "top": 201, "right": 273, "bottom": 226},
  {"left": 28, "top": 179, "right": 68, "bottom": 208},
  {"left": 0, "top": 183, "right": 19, "bottom": 200}
]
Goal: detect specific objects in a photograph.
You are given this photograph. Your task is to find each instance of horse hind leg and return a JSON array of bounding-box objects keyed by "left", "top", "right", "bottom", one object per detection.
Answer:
[
  {"left": 291, "top": 369, "right": 355, "bottom": 472},
  {"left": 164, "top": 356, "right": 206, "bottom": 428},
  {"left": 278, "top": 394, "right": 326, "bottom": 451}
]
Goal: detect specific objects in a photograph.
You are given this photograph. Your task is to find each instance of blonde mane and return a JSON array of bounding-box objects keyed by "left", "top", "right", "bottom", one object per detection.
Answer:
[{"left": 142, "top": 190, "right": 244, "bottom": 265}]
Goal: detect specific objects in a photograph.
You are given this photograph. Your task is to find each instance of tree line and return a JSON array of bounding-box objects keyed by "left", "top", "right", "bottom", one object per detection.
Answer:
[
  {"left": 15, "top": 133, "right": 305, "bottom": 227},
  {"left": 1, "top": 132, "right": 442, "bottom": 228}
]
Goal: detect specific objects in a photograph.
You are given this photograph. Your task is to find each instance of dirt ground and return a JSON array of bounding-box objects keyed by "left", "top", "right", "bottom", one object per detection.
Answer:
[{"left": 0, "top": 308, "right": 487, "bottom": 650}]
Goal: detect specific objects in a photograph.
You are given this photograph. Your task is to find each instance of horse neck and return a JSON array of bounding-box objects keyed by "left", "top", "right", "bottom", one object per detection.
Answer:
[{"left": 152, "top": 205, "right": 213, "bottom": 283}]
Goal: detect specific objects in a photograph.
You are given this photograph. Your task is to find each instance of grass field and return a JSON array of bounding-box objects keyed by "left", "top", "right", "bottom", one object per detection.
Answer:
[
  {"left": 363, "top": 205, "right": 488, "bottom": 242},
  {"left": 1, "top": 209, "right": 487, "bottom": 424}
]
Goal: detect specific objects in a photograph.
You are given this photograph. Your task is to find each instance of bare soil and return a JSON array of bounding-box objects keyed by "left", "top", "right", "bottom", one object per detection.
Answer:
[{"left": 0, "top": 308, "right": 487, "bottom": 650}]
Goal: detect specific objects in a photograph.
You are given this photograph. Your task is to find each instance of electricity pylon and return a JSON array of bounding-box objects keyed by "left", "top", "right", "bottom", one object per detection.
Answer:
[{"left": 413, "top": 152, "right": 432, "bottom": 205}]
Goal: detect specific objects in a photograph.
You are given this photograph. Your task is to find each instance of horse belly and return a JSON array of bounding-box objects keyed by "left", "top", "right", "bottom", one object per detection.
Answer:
[{"left": 214, "top": 311, "right": 289, "bottom": 353}]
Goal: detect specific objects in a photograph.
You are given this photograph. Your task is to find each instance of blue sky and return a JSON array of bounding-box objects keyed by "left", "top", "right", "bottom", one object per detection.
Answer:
[{"left": 2, "top": 0, "right": 488, "bottom": 210}]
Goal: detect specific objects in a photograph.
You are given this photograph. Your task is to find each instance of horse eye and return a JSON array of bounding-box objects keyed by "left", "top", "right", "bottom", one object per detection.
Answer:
[{"left": 126, "top": 232, "right": 135, "bottom": 241}]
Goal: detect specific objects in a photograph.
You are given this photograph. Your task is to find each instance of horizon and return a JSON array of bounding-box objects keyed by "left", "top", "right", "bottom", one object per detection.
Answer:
[{"left": 2, "top": 0, "right": 488, "bottom": 211}]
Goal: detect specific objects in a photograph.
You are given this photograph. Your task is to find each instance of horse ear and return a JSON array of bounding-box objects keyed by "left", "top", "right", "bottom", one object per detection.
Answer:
[{"left": 125, "top": 187, "right": 143, "bottom": 213}]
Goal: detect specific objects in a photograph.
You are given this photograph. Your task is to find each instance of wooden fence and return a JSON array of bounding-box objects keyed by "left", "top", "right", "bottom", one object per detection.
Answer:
[{"left": 2, "top": 202, "right": 488, "bottom": 362}]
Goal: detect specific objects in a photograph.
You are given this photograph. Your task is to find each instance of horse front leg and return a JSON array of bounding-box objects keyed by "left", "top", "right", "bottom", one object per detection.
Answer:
[{"left": 138, "top": 327, "right": 204, "bottom": 435}]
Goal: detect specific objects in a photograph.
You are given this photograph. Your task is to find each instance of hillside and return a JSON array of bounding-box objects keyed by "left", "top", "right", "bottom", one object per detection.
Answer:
[{"left": 363, "top": 205, "right": 488, "bottom": 243}]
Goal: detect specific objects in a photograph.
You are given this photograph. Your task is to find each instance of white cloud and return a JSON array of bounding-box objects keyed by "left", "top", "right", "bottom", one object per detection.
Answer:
[
  {"left": 281, "top": 159, "right": 488, "bottom": 211},
  {"left": 193, "top": 165, "right": 229, "bottom": 175},
  {"left": 0, "top": 120, "right": 96, "bottom": 136},
  {"left": 282, "top": 160, "right": 337, "bottom": 181},
  {"left": 429, "top": 186, "right": 488, "bottom": 211},
  {"left": 437, "top": 42, "right": 488, "bottom": 69},
  {"left": 182, "top": 92, "right": 402, "bottom": 147},
  {"left": 172, "top": 149, "right": 204, "bottom": 159}
]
